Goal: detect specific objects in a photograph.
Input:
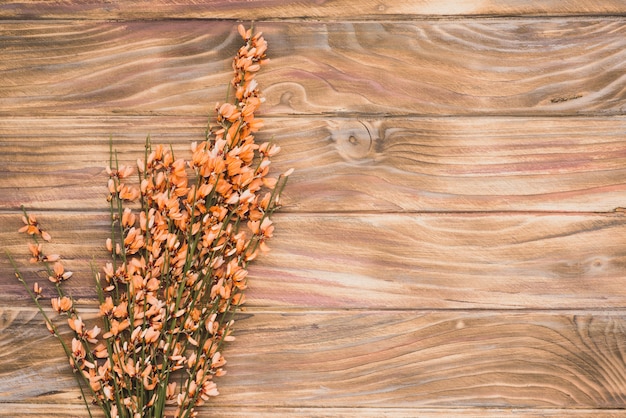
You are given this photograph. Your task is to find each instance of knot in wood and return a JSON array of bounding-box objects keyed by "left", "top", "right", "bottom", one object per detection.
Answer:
[{"left": 331, "top": 120, "right": 373, "bottom": 162}]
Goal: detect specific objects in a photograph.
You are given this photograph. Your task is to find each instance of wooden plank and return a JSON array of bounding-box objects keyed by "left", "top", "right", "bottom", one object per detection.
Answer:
[
  {"left": 2, "top": 1, "right": 626, "bottom": 19},
  {"left": 2, "top": 20, "right": 626, "bottom": 117},
  {"left": 2, "top": 308, "right": 626, "bottom": 409},
  {"left": 2, "top": 212, "right": 625, "bottom": 309},
  {"left": 2, "top": 406, "right": 626, "bottom": 418},
  {"left": 2, "top": 116, "right": 626, "bottom": 213}
]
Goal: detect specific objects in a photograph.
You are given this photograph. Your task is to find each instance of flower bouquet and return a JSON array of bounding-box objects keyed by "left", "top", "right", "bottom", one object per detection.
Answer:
[{"left": 9, "top": 24, "right": 290, "bottom": 418}]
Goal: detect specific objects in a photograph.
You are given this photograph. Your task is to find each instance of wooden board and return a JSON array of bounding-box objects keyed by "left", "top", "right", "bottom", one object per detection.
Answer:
[
  {"left": 2, "top": 116, "right": 626, "bottom": 213},
  {"left": 3, "top": 212, "right": 625, "bottom": 309},
  {"left": 2, "top": 1, "right": 626, "bottom": 19},
  {"left": 2, "top": 308, "right": 626, "bottom": 410},
  {"left": 2, "top": 406, "right": 626, "bottom": 418},
  {"left": 2, "top": 3, "right": 626, "bottom": 417},
  {"left": 2, "top": 19, "right": 626, "bottom": 117}
]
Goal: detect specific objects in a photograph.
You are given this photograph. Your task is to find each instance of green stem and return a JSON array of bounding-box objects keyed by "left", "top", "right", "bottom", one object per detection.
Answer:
[{"left": 7, "top": 252, "right": 97, "bottom": 418}]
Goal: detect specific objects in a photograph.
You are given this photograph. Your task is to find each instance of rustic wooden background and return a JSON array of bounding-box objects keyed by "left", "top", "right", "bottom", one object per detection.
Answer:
[{"left": 2, "top": 1, "right": 626, "bottom": 417}]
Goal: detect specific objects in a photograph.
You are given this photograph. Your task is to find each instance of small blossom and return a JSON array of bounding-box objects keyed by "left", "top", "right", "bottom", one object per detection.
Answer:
[
  {"left": 238, "top": 24, "right": 250, "bottom": 40},
  {"left": 18, "top": 214, "right": 40, "bottom": 235},
  {"left": 71, "top": 337, "right": 86, "bottom": 360},
  {"left": 51, "top": 296, "right": 72, "bottom": 313},
  {"left": 32, "top": 282, "right": 42, "bottom": 298},
  {"left": 122, "top": 208, "right": 136, "bottom": 228},
  {"left": 100, "top": 296, "right": 114, "bottom": 317},
  {"left": 118, "top": 184, "right": 140, "bottom": 201},
  {"left": 43, "top": 253, "right": 60, "bottom": 262},
  {"left": 28, "top": 243, "right": 42, "bottom": 263},
  {"left": 85, "top": 325, "right": 101, "bottom": 344},
  {"left": 68, "top": 317, "right": 84, "bottom": 335},
  {"left": 107, "top": 165, "right": 133, "bottom": 179},
  {"left": 48, "top": 261, "right": 72, "bottom": 283},
  {"left": 41, "top": 230, "right": 52, "bottom": 242}
]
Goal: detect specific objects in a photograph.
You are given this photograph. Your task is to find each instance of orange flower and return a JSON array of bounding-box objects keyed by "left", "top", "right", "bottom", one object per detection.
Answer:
[
  {"left": 71, "top": 337, "right": 86, "bottom": 360},
  {"left": 166, "top": 382, "right": 178, "bottom": 403},
  {"left": 247, "top": 220, "right": 260, "bottom": 235},
  {"left": 28, "top": 243, "right": 42, "bottom": 263},
  {"left": 41, "top": 230, "right": 52, "bottom": 242},
  {"left": 122, "top": 208, "right": 136, "bottom": 228},
  {"left": 102, "top": 319, "right": 130, "bottom": 339},
  {"left": 231, "top": 292, "right": 246, "bottom": 305},
  {"left": 102, "top": 262, "right": 114, "bottom": 279},
  {"left": 124, "top": 227, "right": 145, "bottom": 254},
  {"left": 28, "top": 238, "right": 61, "bottom": 263},
  {"left": 18, "top": 214, "right": 40, "bottom": 235},
  {"left": 43, "top": 253, "right": 60, "bottom": 262},
  {"left": 106, "top": 165, "right": 133, "bottom": 179},
  {"left": 247, "top": 118, "right": 264, "bottom": 133},
  {"left": 260, "top": 217, "right": 274, "bottom": 238},
  {"left": 118, "top": 184, "right": 140, "bottom": 201},
  {"left": 238, "top": 24, "right": 250, "bottom": 40},
  {"left": 262, "top": 177, "right": 278, "bottom": 189},
  {"left": 32, "top": 282, "right": 42, "bottom": 298},
  {"left": 259, "top": 142, "right": 281, "bottom": 157},
  {"left": 204, "top": 380, "right": 220, "bottom": 397},
  {"left": 51, "top": 296, "right": 73, "bottom": 313},
  {"left": 85, "top": 325, "right": 101, "bottom": 344},
  {"left": 48, "top": 261, "right": 72, "bottom": 283},
  {"left": 93, "top": 343, "right": 108, "bottom": 359},
  {"left": 122, "top": 357, "right": 136, "bottom": 378},
  {"left": 217, "top": 103, "right": 240, "bottom": 123},
  {"left": 112, "top": 301, "right": 129, "bottom": 319},
  {"left": 85, "top": 369, "right": 103, "bottom": 392},
  {"left": 142, "top": 327, "right": 160, "bottom": 344},
  {"left": 68, "top": 317, "right": 84, "bottom": 335},
  {"left": 211, "top": 351, "right": 226, "bottom": 369},
  {"left": 100, "top": 296, "right": 114, "bottom": 316}
]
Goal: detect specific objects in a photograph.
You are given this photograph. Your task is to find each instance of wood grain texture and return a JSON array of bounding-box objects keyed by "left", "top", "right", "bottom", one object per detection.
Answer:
[
  {"left": 2, "top": 407, "right": 626, "bottom": 418},
  {"left": 2, "top": 5, "right": 626, "bottom": 416},
  {"left": 2, "top": 212, "right": 625, "bottom": 309},
  {"left": 3, "top": 406, "right": 626, "bottom": 418},
  {"left": 2, "top": 0, "right": 626, "bottom": 19},
  {"left": 2, "top": 308, "right": 626, "bottom": 409},
  {"left": 2, "top": 19, "right": 626, "bottom": 117},
  {"left": 2, "top": 116, "right": 626, "bottom": 213}
]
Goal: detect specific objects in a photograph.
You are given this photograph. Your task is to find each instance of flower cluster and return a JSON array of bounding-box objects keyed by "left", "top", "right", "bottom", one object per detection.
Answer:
[{"left": 10, "top": 25, "right": 290, "bottom": 418}]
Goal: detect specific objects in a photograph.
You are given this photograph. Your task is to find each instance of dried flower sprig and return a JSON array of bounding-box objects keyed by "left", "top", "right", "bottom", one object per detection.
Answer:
[{"left": 9, "top": 24, "right": 291, "bottom": 418}]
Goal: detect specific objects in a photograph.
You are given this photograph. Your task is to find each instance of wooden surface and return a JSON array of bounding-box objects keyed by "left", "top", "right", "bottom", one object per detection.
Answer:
[
  {"left": 3, "top": 308, "right": 626, "bottom": 409},
  {"left": 2, "top": 116, "right": 626, "bottom": 212},
  {"left": 1, "top": 212, "right": 625, "bottom": 309},
  {"left": 2, "top": 1, "right": 626, "bottom": 19},
  {"left": 1, "top": 2, "right": 626, "bottom": 417},
  {"left": 3, "top": 20, "right": 626, "bottom": 116}
]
